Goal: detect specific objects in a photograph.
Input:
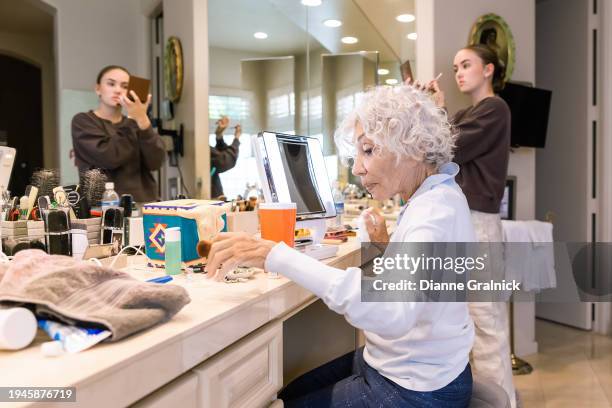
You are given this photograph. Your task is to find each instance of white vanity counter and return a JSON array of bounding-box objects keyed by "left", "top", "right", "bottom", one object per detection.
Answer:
[{"left": 1, "top": 239, "right": 362, "bottom": 408}]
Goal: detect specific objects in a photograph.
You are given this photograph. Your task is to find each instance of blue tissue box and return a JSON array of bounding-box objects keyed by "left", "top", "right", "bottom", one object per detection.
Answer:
[{"left": 143, "top": 200, "right": 227, "bottom": 267}]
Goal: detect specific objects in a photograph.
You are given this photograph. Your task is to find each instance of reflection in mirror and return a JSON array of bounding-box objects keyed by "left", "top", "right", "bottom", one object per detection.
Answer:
[
  {"left": 322, "top": 52, "right": 378, "bottom": 185},
  {"left": 208, "top": 0, "right": 312, "bottom": 199},
  {"left": 208, "top": 0, "right": 416, "bottom": 199},
  {"left": 241, "top": 57, "right": 295, "bottom": 135}
]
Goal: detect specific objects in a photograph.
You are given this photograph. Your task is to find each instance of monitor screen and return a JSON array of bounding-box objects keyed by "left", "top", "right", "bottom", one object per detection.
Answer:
[
  {"left": 499, "top": 82, "right": 552, "bottom": 148},
  {"left": 277, "top": 137, "right": 325, "bottom": 215},
  {"left": 254, "top": 132, "right": 336, "bottom": 220}
]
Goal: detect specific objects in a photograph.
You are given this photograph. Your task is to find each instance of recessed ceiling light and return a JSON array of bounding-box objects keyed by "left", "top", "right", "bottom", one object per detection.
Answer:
[
  {"left": 385, "top": 78, "right": 399, "bottom": 85},
  {"left": 406, "top": 32, "right": 417, "bottom": 40},
  {"left": 323, "top": 19, "right": 342, "bottom": 28},
  {"left": 253, "top": 32, "right": 268, "bottom": 39},
  {"left": 341, "top": 36, "right": 358, "bottom": 44},
  {"left": 301, "top": 0, "right": 322, "bottom": 6},
  {"left": 377, "top": 68, "right": 390, "bottom": 75},
  {"left": 396, "top": 14, "right": 415, "bottom": 23}
]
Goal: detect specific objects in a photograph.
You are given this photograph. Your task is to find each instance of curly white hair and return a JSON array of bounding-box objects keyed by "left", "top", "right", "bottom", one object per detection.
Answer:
[{"left": 334, "top": 85, "right": 456, "bottom": 168}]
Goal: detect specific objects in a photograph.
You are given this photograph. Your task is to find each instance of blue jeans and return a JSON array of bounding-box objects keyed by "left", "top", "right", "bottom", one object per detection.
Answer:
[{"left": 279, "top": 348, "right": 472, "bottom": 407}]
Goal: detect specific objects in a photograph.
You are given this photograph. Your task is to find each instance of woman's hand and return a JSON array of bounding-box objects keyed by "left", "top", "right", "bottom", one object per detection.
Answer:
[
  {"left": 428, "top": 80, "right": 445, "bottom": 108},
  {"left": 404, "top": 76, "right": 428, "bottom": 92},
  {"left": 404, "top": 77, "right": 445, "bottom": 108},
  {"left": 215, "top": 116, "right": 229, "bottom": 136},
  {"left": 205, "top": 232, "right": 276, "bottom": 281},
  {"left": 233, "top": 124, "right": 242, "bottom": 140},
  {"left": 362, "top": 207, "right": 389, "bottom": 243},
  {"left": 121, "top": 91, "right": 152, "bottom": 129}
]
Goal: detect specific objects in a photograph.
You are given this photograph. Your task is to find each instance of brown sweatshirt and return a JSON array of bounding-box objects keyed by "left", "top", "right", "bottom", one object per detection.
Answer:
[
  {"left": 210, "top": 136, "right": 240, "bottom": 198},
  {"left": 71, "top": 111, "right": 166, "bottom": 202},
  {"left": 451, "top": 96, "right": 511, "bottom": 214}
]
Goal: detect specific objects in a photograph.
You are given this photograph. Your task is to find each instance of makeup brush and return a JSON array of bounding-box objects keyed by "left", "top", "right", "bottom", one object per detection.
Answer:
[
  {"left": 24, "top": 185, "right": 38, "bottom": 220},
  {"left": 196, "top": 240, "right": 213, "bottom": 258},
  {"left": 53, "top": 186, "right": 77, "bottom": 220},
  {"left": 19, "top": 196, "right": 28, "bottom": 220}
]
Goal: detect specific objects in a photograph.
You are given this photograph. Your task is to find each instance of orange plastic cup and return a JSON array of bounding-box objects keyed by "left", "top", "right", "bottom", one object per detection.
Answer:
[{"left": 259, "top": 202, "right": 297, "bottom": 247}]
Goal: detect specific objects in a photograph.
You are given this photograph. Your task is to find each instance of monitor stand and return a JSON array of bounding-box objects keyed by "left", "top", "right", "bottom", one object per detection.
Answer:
[{"left": 295, "top": 218, "right": 339, "bottom": 260}]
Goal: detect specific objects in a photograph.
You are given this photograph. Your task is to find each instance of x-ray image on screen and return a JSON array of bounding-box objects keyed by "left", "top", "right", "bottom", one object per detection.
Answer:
[{"left": 277, "top": 139, "right": 325, "bottom": 215}]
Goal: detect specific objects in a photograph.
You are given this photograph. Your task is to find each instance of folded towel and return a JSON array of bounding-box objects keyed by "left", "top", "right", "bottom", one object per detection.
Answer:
[
  {"left": 501, "top": 220, "right": 531, "bottom": 242},
  {"left": 0, "top": 249, "right": 190, "bottom": 341},
  {"left": 524, "top": 220, "right": 553, "bottom": 246},
  {"left": 500, "top": 220, "right": 556, "bottom": 291}
]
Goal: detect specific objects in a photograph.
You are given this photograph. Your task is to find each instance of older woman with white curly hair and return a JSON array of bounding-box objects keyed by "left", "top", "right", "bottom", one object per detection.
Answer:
[{"left": 206, "top": 85, "right": 476, "bottom": 407}]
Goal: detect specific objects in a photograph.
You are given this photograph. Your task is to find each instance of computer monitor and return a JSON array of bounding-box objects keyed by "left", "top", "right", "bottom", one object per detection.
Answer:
[
  {"left": 253, "top": 132, "right": 336, "bottom": 220},
  {"left": 0, "top": 146, "right": 16, "bottom": 191}
]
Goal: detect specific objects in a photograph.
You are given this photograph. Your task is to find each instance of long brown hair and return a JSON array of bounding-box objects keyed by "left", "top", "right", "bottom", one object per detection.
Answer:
[
  {"left": 96, "top": 65, "right": 130, "bottom": 84},
  {"left": 462, "top": 44, "right": 505, "bottom": 92}
]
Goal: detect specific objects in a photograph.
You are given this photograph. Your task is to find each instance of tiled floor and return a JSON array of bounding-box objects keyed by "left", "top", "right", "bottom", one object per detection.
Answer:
[{"left": 515, "top": 319, "right": 612, "bottom": 407}]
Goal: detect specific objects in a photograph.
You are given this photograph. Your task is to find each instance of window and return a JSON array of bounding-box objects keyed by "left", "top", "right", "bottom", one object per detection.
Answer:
[
  {"left": 209, "top": 95, "right": 250, "bottom": 131},
  {"left": 268, "top": 93, "right": 295, "bottom": 118},
  {"left": 302, "top": 94, "right": 322, "bottom": 122},
  {"left": 336, "top": 88, "right": 364, "bottom": 126},
  {"left": 209, "top": 90, "right": 258, "bottom": 199},
  {"left": 267, "top": 87, "right": 295, "bottom": 133}
]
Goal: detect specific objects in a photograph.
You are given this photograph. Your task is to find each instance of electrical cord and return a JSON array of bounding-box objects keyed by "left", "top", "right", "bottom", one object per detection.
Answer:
[
  {"left": 85, "top": 245, "right": 147, "bottom": 269},
  {"left": 175, "top": 162, "right": 192, "bottom": 197},
  {"left": 109, "top": 245, "right": 147, "bottom": 269}
]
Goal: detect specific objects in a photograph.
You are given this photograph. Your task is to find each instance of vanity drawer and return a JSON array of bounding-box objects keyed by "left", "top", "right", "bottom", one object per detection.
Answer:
[
  {"left": 131, "top": 372, "right": 198, "bottom": 408},
  {"left": 192, "top": 322, "right": 283, "bottom": 408}
]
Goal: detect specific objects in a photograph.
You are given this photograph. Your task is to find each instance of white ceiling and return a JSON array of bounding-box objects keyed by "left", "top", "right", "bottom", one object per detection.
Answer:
[
  {"left": 0, "top": 0, "right": 53, "bottom": 36},
  {"left": 208, "top": 0, "right": 416, "bottom": 63},
  {"left": 353, "top": 0, "right": 416, "bottom": 62},
  {"left": 208, "top": 0, "right": 315, "bottom": 55}
]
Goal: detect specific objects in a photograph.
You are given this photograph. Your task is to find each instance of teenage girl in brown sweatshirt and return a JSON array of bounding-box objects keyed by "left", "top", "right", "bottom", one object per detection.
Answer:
[
  {"left": 71, "top": 65, "right": 165, "bottom": 202},
  {"left": 425, "top": 45, "right": 516, "bottom": 407}
]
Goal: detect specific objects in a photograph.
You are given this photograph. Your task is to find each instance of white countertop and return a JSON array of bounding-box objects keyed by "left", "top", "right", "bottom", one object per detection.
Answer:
[{"left": 0, "top": 239, "right": 361, "bottom": 407}]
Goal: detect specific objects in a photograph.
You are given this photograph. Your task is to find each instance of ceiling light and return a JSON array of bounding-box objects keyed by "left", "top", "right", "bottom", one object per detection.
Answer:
[
  {"left": 406, "top": 32, "right": 417, "bottom": 40},
  {"left": 323, "top": 19, "right": 342, "bottom": 28},
  {"left": 385, "top": 78, "right": 399, "bottom": 85},
  {"left": 253, "top": 32, "right": 268, "bottom": 39},
  {"left": 301, "top": 0, "right": 322, "bottom": 6},
  {"left": 377, "top": 68, "right": 390, "bottom": 75},
  {"left": 396, "top": 14, "right": 415, "bottom": 23},
  {"left": 341, "top": 36, "right": 358, "bottom": 44}
]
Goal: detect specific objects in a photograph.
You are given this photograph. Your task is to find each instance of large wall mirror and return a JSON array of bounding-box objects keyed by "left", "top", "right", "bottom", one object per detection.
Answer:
[{"left": 208, "top": 0, "right": 416, "bottom": 199}]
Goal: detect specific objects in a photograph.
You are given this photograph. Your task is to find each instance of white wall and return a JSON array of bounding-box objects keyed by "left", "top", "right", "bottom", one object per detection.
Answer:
[
  {"left": 209, "top": 47, "right": 271, "bottom": 90},
  {"left": 43, "top": 0, "right": 149, "bottom": 90},
  {"left": 163, "top": 0, "right": 209, "bottom": 198},
  {"left": 0, "top": 31, "right": 57, "bottom": 169},
  {"left": 41, "top": 0, "right": 150, "bottom": 183}
]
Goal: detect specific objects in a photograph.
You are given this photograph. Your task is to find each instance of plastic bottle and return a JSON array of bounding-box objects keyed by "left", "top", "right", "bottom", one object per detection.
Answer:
[
  {"left": 101, "top": 182, "right": 120, "bottom": 211},
  {"left": 165, "top": 227, "right": 182, "bottom": 275},
  {"left": 0, "top": 307, "right": 37, "bottom": 350},
  {"left": 332, "top": 181, "right": 344, "bottom": 226}
]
